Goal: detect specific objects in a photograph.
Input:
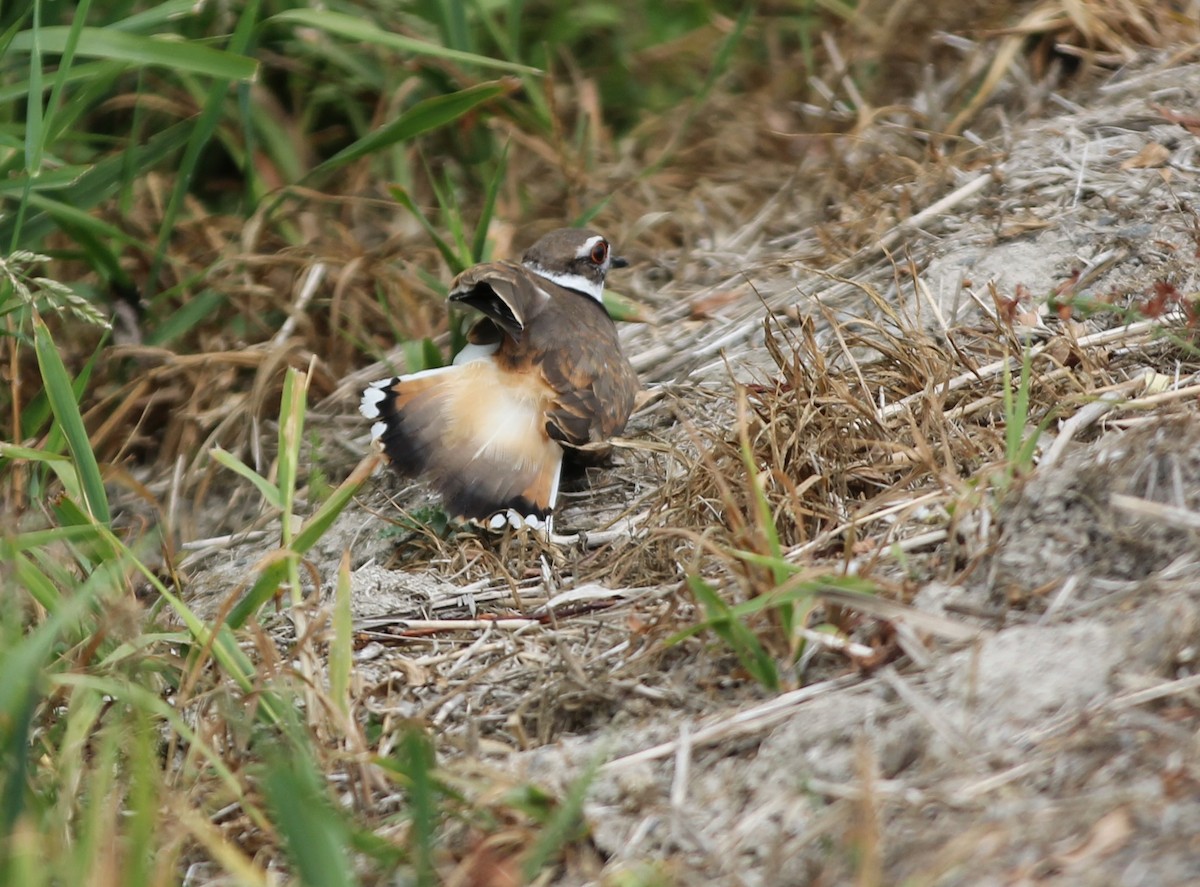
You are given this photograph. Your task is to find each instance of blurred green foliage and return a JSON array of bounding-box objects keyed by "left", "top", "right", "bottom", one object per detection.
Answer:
[{"left": 0, "top": 0, "right": 785, "bottom": 357}]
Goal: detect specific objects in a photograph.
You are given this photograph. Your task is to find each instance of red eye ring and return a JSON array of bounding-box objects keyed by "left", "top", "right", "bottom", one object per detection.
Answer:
[{"left": 589, "top": 241, "right": 608, "bottom": 265}]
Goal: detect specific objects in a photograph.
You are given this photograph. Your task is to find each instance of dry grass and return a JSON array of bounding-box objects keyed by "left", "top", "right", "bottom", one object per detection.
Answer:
[
  {"left": 10, "top": 2, "right": 1200, "bottom": 884},
  {"left": 143, "top": 0, "right": 1200, "bottom": 752},
  {"left": 17, "top": 0, "right": 1196, "bottom": 489},
  {"left": 330, "top": 266, "right": 1200, "bottom": 735}
]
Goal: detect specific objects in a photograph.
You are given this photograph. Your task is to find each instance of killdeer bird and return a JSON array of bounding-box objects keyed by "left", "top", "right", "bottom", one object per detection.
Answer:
[{"left": 360, "top": 228, "right": 640, "bottom": 531}]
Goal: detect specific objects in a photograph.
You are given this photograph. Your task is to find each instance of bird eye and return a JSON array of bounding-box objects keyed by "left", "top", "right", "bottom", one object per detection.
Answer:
[{"left": 589, "top": 241, "right": 608, "bottom": 265}]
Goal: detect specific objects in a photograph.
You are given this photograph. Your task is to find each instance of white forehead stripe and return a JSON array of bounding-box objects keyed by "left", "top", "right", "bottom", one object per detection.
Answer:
[
  {"left": 526, "top": 265, "right": 604, "bottom": 303},
  {"left": 575, "top": 235, "right": 605, "bottom": 259}
]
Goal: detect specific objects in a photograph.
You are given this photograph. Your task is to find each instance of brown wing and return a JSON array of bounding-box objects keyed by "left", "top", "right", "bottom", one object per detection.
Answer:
[
  {"left": 534, "top": 300, "right": 639, "bottom": 447},
  {"left": 448, "top": 262, "right": 550, "bottom": 340}
]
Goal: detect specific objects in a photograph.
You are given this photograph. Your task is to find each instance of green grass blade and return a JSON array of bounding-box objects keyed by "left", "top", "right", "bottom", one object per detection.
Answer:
[
  {"left": 37, "top": 500, "right": 285, "bottom": 727},
  {"left": 0, "top": 164, "right": 100, "bottom": 197},
  {"left": 1002, "top": 346, "right": 1044, "bottom": 477},
  {"left": 400, "top": 337, "right": 447, "bottom": 374},
  {"left": 290, "top": 456, "right": 375, "bottom": 557},
  {"left": 33, "top": 315, "right": 109, "bottom": 525},
  {"left": 735, "top": 392, "right": 791, "bottom": 642},
  {"left": 330, "top": 552, "right": 352, "bottom": 718},
  {"left": 26, "top": 191, "right": 144, "bottom": 248},
  {"left": 148, "top": 0, "right": 260, "bottom": 290},
  {"left": 268, "top": 9, "right": 539, "bottom": 75},
  {"left": 426, "top": 167, "right": 469, "bottom": 263},
  {"left": 39, "top": 0, "right": 91, "bottom": 164},
  {"left": 10, "top": 551, "right": 64, "bottom": 612},
  {"left": 261, "top": 741, "right": 355, "bottom": 887},
  {"left": 5, "top": 524, "right": 106, "bottom": 554},
  {"left": 669, "top": 574, "right": 878, "bottom": 644},
  {"left": 685, "top": 575, "right": 779, "bottom": 690},
  {"left": 573, "top": 195, "right": 613, "bottom": 229},
  {"left": 308, "top": 81, "right": 512, "bottom": 182},
  {"left": 53, "top": 673, "right": 245, "bottom": 801},
  {"left": 109, "top": 0, "right": 199, "bottom": 32},
  {"left": 0, "top": 58, "right": 114, "bottom": 106},
  {"left": 211, "top": 447, "right": 283, "bottom": 510},
  {"left": 276, "top": 368, "right": 306, "bottom": 545},
  {"left": 433, "top": 0, "right": 471, "bottom": 52},
  {"left": 521, "top": 746, "right": 604, "bottom": 880},
  {"left": 71, "top": 708, "right": 120, "bottom": 883},
  {"left": 642, "top": 4, "right": 751, "bottom": 176},
  {"left": 56, "top": 682, "right": 109, "bottom": 886},
  {"left": 226, "top": 454, "right": 374, "bottom": 628},
  {"left": 1001, "top": 355, "right": 1016, "bottom": 458},
  {"left": 118, "top": 707, "right": 159, "bottom": 885},
  {"left": 45, "top": 494, "right": 109, "bottom": 571},
  {"left": 23, "top": 1, "right": 43, "bottom": 174},
  {"left": 722, "top": 546, "right": 808, "bottom": 576},
  {"left": 144, "top": 287, "right": 225, "bottom": 347},
  {"left": 89, "top": 520, "right": 288, "bottom": 726},
  {"left": 1015, "top": 347, "right": 1032, "bottom": 451},
  {"left": 226, "top": 564, "right": 293, "bottom": 631},
  {"left": 276, "top": 368, "right": 306, "bottom": 605},
  {"left": 0, "top": 590, "right": 95, "bottom": 836},
  {"left": 9, "top": 27, "right": 259, "bottom": 81},
  {"left": 35, "top": 202, "right": 134, "bottom": 291},
  {"left": 0, "top": 442, "right": 70, "bottom": 464},
  {"left": 0, "top": 14, "right": 27, "bottom": 57},
  {"left": 396, "top": 728, "right": 438, "bottom": 887},
  {"left": 738, "top": 396, "right": 785, "bottom": 580},
  {"left": 600, "top": 287, "right": 653, "bottom": 323},
  {"left": 21, "top": 328, "right": 100, "bottom": 445},
  {"left": 389, "top": 184, "right": 464, "bottom": 273},
  {"left": 504, "top": 0, "right": 523, "bottom": 61},
  {"left": 0, "top": 121, "right": 194, "bottom": 249},
  {"left": 471, "top": 143, "right": 507, "bottom": 263}
]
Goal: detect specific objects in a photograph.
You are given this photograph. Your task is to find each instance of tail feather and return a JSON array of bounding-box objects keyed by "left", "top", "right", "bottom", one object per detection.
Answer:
[{"left": 360, "top": 362, "right": 563, "bottom": 522}]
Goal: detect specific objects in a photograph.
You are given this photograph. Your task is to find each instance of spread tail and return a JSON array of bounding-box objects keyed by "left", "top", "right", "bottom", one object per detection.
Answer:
[{"left": 360, "top": 362, "right": 562, "bottom": 524}]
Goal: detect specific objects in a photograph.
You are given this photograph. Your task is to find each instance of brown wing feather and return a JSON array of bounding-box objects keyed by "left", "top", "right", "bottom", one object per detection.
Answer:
[
  {"left": 532, "top": 298, "right": 639, "bottom": 446},
  {"left": 449, "top": 262, "right": 550, "bottom": 340}
]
